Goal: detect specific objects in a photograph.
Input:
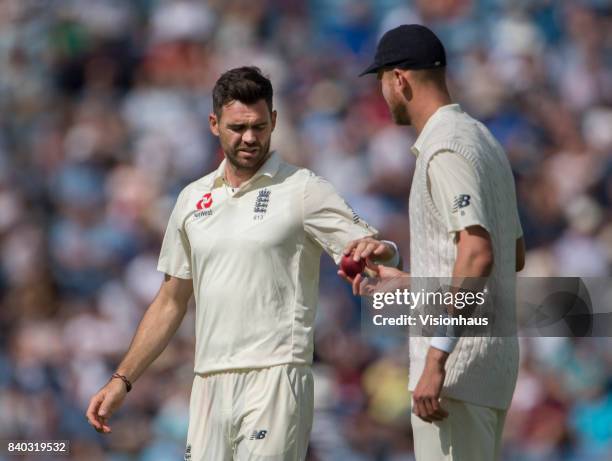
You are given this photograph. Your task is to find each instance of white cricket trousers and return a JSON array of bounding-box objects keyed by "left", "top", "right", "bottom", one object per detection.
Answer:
[
  {"left": 185, "top": 364, "right": 313, "bottom": 461},
  {"left": 411, "top": 398, "right": 507, "bottom": 461}
]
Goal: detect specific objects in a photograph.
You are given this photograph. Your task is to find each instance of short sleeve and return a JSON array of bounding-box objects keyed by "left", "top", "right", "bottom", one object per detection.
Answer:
[
  {"left": 427, "top": 151, "right": 490, "bottom": 234},
  {"left": 303, "top": 174, "right": 377, "bottom": 263},
  {"left": 157, "top": 191, "right": 192, "bottom": 279}
]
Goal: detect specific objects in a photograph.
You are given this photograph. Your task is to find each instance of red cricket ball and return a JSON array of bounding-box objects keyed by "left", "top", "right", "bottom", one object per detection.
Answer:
[{"left": 340, "top": 254, "right": 366, "bottom": 278}]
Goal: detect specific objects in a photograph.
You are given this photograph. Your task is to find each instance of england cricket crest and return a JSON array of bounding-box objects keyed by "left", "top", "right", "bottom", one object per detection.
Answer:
[{"left": 253, "top": 188, "right": 271, "bottom": 220}]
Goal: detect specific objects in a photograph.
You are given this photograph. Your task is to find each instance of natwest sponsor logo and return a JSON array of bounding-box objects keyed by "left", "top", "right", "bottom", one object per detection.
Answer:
[{"left": 196, "top": 193, "right": 213, "bottom": 210}]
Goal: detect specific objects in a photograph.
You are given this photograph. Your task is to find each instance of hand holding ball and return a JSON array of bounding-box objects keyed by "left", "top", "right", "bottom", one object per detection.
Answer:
[{"left": 340, "top": 254, "right": 366, "bottom": 278}]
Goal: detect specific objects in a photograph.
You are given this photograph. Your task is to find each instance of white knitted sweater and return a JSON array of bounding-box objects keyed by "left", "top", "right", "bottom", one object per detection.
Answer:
[{"left": 408, "top": 106, "right": 519, "bottom": 410}]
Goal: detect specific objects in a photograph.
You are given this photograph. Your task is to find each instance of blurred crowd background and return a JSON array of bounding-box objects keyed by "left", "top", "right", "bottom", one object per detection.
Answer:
[{"left": 0, "top": 0, "right": 611, "bottom": 460}]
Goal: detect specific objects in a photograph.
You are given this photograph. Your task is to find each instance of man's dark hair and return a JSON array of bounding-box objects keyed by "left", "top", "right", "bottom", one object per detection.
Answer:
[{"left": 212, "top": 66, "right": 273, "bottom": 118}]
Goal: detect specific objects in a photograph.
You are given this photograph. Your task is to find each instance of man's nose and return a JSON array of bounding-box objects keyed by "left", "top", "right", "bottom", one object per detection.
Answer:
[{"left": 242, "top": 129, "right": 256, "bottom": 144}]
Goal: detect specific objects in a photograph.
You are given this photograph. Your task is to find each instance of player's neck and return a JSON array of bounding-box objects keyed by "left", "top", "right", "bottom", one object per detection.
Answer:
[
  {"left": 224, "top": 164, "right": 254, "bottom": 188},
  {"left": 411, "top": 90, "right": 452, "bottom": 136}
]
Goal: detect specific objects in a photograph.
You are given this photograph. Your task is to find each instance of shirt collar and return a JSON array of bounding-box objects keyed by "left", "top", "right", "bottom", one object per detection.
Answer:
[
  {"left": 212, "top": 150, "right": 281, "bottom": 189},
  {"left": 410, "top": 103, "right": 462, "bottom": 157}
]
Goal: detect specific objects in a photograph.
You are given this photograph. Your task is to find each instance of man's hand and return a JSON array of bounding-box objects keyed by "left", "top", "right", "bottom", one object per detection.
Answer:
[
  {"left": 342, "top": 237, "right": 396, "bottom": 263},
  {"left": 412, "top": 348, "right": 449, "bottom": 423},
  {"left": 86, "top": 378, "right": 128, "bottom": 433},
  {"left": 339, "top": 258, "right": 408, "bottom": 296},
  {"left": 338, "top": 238, "right": 401, "bottom": 294}
]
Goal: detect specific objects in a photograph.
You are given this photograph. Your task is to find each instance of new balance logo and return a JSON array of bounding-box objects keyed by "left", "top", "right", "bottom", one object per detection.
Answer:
[
  {"left": 250, "top": 430, "right": 268, "bottom": 440},
  {"left": 452, "top": 194, "right": 471, "bottom": 213}
]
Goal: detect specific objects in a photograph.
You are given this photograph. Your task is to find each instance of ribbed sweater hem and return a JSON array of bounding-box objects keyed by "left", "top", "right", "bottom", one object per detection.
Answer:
[{"left": 408, "top": 357, "right": 515, "bottom": 411}]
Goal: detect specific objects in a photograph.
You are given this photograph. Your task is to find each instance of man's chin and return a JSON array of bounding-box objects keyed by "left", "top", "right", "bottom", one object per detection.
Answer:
[{"left": 231, "top": 152, "right": 266, "bottom": 170}]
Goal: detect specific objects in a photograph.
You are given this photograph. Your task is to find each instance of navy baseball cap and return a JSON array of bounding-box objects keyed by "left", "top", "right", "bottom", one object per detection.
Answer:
[{"left": 359, "top": 24, "right": 446, "bottom": 76}]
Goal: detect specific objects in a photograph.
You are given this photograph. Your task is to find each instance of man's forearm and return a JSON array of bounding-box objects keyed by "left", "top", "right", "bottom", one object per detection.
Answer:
[
  {"left": 430, "top": 240, "right": 492, "bottom": 354},
  {"left": 115, "top": 297, "right": 188, "bottom": 383},
  {"left": 425, "top": 346, "right": 449, "bottom": 369}
]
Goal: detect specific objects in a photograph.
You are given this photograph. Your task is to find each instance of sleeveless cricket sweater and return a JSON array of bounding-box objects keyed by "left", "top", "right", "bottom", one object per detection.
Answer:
[{"left": 408, "top": 109, "right": 520, "bottom": 410}]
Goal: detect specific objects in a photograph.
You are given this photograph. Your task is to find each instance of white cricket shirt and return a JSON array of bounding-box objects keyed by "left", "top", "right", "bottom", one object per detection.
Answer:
[{"left": 157, "top": 152, "right": 377, "bottom": 374}]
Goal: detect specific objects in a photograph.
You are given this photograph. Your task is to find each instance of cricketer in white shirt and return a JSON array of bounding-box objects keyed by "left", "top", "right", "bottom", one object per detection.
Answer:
[
  {"left": 157, "top": 151, "right": 398, "bottom": 460},
  {"left": 86, "top": 67, "right": 399, "bottom": 461}
]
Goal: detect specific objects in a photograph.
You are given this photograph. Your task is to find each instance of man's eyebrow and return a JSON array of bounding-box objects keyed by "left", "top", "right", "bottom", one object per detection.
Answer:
[{"left": 227, "top": 121, "right": 268, "bottom": 128}]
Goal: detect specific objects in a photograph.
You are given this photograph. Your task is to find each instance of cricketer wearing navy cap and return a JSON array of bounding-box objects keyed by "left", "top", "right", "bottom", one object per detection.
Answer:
[
  {"left": 358, "top": 24, "right": 525, "bottom": 461},
  {"left": 359, "top": 24, "right": 446, "bottom": 76}
]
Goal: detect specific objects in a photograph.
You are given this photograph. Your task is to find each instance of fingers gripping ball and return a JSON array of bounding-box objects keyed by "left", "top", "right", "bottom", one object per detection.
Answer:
[{"left": 340, "top": 254, "right": 366, "bottom": 278}]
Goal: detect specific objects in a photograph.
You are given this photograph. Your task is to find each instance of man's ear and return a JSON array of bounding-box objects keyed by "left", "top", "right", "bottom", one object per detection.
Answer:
[
  {"left": 395, "top": 69, "right": 412, "bottom": 101},
  {"left": 393, "top": 68, "right": 403, "bottom": 85},
  {"left": 209, "top": 113, "right": 220, "bottom": 137},
  {"left": 271, "top": 110, "right": 277, "bottom": 131}
]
